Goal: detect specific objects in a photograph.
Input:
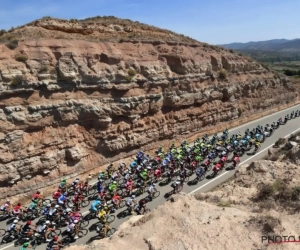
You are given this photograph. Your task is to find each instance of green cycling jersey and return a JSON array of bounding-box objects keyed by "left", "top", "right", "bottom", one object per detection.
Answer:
[
  {"left": 177, "top": 154, "right": 183, "bottom": 161},
  {"left": 195, "top": 155, "right": 203, "bottom": 162},
  {"left": 109, "top": 183, "right": 117, "bottom": 191},
  {"left": 193, "top": 147, "right": 200, "bottom": 154}
]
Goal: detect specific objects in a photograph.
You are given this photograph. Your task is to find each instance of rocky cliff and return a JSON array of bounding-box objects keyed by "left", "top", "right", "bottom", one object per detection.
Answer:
[{"left": 0, "top": 17, "right": 298, "bottom": 199}]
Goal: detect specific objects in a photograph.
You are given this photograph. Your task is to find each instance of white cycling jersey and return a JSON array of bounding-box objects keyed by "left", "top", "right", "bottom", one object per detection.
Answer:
[
  {"left": 67, "top": 223, "right": 75, "bottom": 232},
  {"left": 148, "top": 186, "right": 155, "bottom": 192}
]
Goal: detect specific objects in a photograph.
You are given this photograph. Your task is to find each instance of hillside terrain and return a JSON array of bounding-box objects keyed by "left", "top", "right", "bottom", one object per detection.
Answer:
[
  {"left": 66, "top": 135, "right": 300, "bottom": 250},
  {"left": 0, "top": 16, "right": 298, "bottom": 201},
  {"left": 220, "top": 38, "right": 300, "bottom": 51}
]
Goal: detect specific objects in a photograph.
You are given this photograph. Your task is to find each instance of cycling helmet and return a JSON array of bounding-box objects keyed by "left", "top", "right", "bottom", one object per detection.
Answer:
[
  {"left": 46, "top": 204, "right": 51, "bottom": 207},
  {"left": 131, "top": 195, "right": 135, "bottom": 198},
  {"left": 74, "top": 220, "right": 79, "bottom": 224},
  {"left": 6, "top": 199, "right": 10, "bottom": 203},
  {"left": 36, "top": 191, "right": 40, "bottom": 194},
  {"left": 113, "top": 181, "right": 117, "bottom": 184},
  {"left": 63, "top": 178, "right": 66, "bottom": 181},
  {"left": 13, "top": 219, "right": 18, "bottom": 223},
  {"left": 26, "top": 220, "right": 32, "bottom": 225},
  {"left": 46, "top": 220, "right": 50, "bottom": 224},
  {"left": 152, "top": 184, "right": 156, "bottom": 187},
  {"left": 96, "top": 197, "right": 100, "bottom": 200},
  {"left": 23, "top": 242, "right": 30, "bottom": 247},
  {"left": 53, "top": 235, "right": 58, "bottom": 241},
  {"left": 17, "top": 202, "right": 21, "bottom": 206},
  {"left": 104, "top": 207, "right": 108, "bottom": 211},
  {"left": 55, "top": 205, "right": 60, "bottom": 208},
  {"left": 76, "top": 177, "right": 79, "bottom": 180},
  {"left": 66, "top": 208, "right": 72, "bottom": 213},
  {"left": 63, "top": 192, "right": 67, "bottom": 195}
]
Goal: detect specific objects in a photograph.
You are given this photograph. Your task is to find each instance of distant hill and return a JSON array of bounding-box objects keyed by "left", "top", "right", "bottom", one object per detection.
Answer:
[{"left": 220, "top": 39, "right": 300, "bottom": 52}]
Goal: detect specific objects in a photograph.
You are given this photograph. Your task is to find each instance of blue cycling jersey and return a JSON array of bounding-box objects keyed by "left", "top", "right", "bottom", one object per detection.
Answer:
[
  {"left": 91, "top": 200, "right": 101, "bottom": 211},
  {"left": 196, "top": 168, "right": 203, "bottom": 175},
  {"left": 130, "top": 161, "right": 137, "bottom": 168},
  {"left": 58, "top": 195, "right": 66, "bottom": 202}
]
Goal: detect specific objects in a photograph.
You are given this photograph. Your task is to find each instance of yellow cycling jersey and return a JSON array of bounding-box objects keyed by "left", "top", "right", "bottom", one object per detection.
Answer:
[{"left": 98, "top": 210, "right": 106, "bottom": 218}]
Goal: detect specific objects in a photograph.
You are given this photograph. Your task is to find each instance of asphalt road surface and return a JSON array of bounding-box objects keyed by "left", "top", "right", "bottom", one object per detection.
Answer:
[{"left": 1, "top": 104, "right": 300, "bottom": 250}]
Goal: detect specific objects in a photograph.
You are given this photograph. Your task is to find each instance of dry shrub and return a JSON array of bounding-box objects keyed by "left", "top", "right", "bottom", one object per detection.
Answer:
[
  {"left": 261, "top": 215, "right": 281, "bottom": 234},
  {"left": 218, "top": 199, "right": 231, "bottom": 207},
  {"left": 218, "top": 69, "right": 227, "bottom": 80},
  {"left": 15, "top": 53, "right": 28, "bottom": 63}
]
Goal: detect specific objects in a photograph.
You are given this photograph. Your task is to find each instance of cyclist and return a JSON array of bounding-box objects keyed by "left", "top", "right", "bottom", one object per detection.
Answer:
[
  {"left": 27, "top": 199, "right": 38, "bottom": 212},
  {"left": 214, "top": 162, "right": 222, "bottom": 173},
  {"left": 46, "top": 235, "right": 63, "bottom": 250},
  {"left": 154, "top": 167, "right": 162, "bottom": 180},
  {"left": 12, "top": 202, "right": 25, "bottom": 217},
  {"left": 90, "top": 197, "right": 101, "bottom": 213},
  {"left": 0, "top": 199, "right": 11, "bottom": 212},
  {"left": 5, "top": 219, "right": 19, "bottom": 241},
  {"left": 139, "top": 168, "right": 148, "bottom": 180},
  {"left": 36, "top": 220, "right": 54, "bottom": 242},
  {"left": 98, "top": 171, "right": 106, "bottom": 181},
  {"left": 31, "top": 190, "right": 43, "bottom": 206},
  {"left": 66, "top": 219, "right": 79, "bottom": 240},
  {"left": 130, "top": 158, "right": 138, "bottom": 169},
  {"left": 135, "top": 199, "right": 147, "bottom": 215},
  {"left": 98, "top": 207, "right": 108, "bottom": 223},
  {"left": 126, "top": 195, "right": 137, "bottom": 214},
  {"left": 125, "top": 178, "right": 133, "bottom": 194},
  {"left": 108, "top": 181, "right": 117, "bottom": 194},
  {"left": 48, "top": 205, "right": 61, "bottom": 221},
  {"left": 42, "top": 204, "right": 51, "bottom": 216},
  {"left": 111, "top": 193, "right": 122, "bottom": 211},
  {"left": 72, "top": 192, "right": 84, "bottom": 211},
  {"left": 255, "top": 140, "right": 261, "bottom": 152},
  {"left": 196, "top": 167, "right": 204, "bottom": 180},
  {"left": 58, "top": 178, "right": 67, "bottom": 190},
  {"left": 147, "top": 183, "right": 157, "bottom": 198},
  {"left": 57, "top": 193, "right": 67, "bottom": 208},
  {"left": 19, "top": 242, "right": 33, "bottom": 250},
  {"left": 97, "top": 180, "right": 103, "bottom": 193},
  {"left": 20, "top": 220, "right": 36, "bottom": 239},
  {"left": 52, "top": 189, "right": 62, "bottom": 200}
]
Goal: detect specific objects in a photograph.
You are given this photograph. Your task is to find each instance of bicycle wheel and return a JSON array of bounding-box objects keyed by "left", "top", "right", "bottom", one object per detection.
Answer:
[
  {"left": 78, "top": 229, "right": 88, "bottom": 238},
  {"left": 106, "top": 228, "right": 116, "bottom": 237},
  {"left": 116, "top": 189, "right": 123, "bottom": 196},
  {"left": 119, "top": 200, "right": 126, "bottom": 208},
  {"left": 177, "top": 184, "right": 183, "bottom": 192},
  {"left": 153, "top": 191, "right": 160, "bottom": 199},
  {"left": 67, "top": 200, "right": 74, "bottom": 208},
  {"left": 88, "top": 188, "right": 97, "bottom": 196},
  {"left": 199, "top": 173, "right": 206, "bottom": 181},
  {"left": 79, "top": 220, "right": 89, "bottom": 229},
  {"left": 106, "top": 214, "right": 115, "bottom": 223},
  {"left": 47, "top": 229, "right": 61, "bottom": 238},
  {"left": 41, "top": 199, "right": 51, "bottom": 207},
  {"left": 0, "top": 229, "right": 6, "bottom": 237},
  {"left": 81, "top": 200, "right": 90, "bottom": 208}
]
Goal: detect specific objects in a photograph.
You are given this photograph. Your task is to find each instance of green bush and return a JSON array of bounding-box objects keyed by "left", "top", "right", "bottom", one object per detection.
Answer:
[
  {"left": 38, "top": 65, "right": 48, "bottom": 74},
  {"left": 0, "top": 29, "right": 7, "bottom": 36},
  {"left": 238, "top": 108, "right": 243, "bottom": 117},
  {"left": 6, "top": 40, "right": 18, "bottom": 50},
  {"left": 11, "top": 75, "right": 24, "bottom": 86},
  {"left": 128, "top": 68, "right": 136, "bottom": 76},
  {"left": 15, "top": 54, "right": 28, "bottom": 63},
  {"left": 218, "top": 69, "right": 227, "bottom": 80}
]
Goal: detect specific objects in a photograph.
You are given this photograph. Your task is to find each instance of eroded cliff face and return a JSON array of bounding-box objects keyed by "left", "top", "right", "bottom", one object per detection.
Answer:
[{"left": 0, "top": 18, "right": 297, "bottom": 199}]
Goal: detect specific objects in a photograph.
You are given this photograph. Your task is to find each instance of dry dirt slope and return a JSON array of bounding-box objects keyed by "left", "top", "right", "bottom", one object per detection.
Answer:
[{"left": 66, "top": 136, "right": 300, "bottom": 250}]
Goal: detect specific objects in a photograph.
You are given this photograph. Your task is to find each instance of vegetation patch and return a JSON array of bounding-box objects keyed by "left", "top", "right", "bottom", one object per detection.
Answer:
[
  {"left": 11, "top": 75, "right": 25, "bottom": 86},
  {"left": 38, "top": 65, "right": 48, "bottom": 74},
  {"left": 218, "top": 69, "right": 227, "bottom": 80},
  {"left": 6, "top": 40, "right": 18, "bottom": 50},
  {"left": 15, "top": 54, "right": 28, "bottom": 63}
]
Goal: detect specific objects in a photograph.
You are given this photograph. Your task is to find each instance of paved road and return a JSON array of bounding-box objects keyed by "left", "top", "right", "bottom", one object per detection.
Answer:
[{"left": 1, "top": 104, "right": 300, "bottom": 250}]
